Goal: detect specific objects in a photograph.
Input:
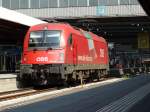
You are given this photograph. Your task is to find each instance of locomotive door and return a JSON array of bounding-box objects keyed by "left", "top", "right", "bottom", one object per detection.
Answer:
[
  {"left": 72, "top": 34, "right": 77, "bottom": 64},
  {"left": 67, "top": 34, "right": 77, "bottom": 64}
]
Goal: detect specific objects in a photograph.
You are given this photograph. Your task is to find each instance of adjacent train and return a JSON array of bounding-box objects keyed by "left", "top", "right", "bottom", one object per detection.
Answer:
[{"left": 17, "top": 23, "right": 109, "bottom": 88}]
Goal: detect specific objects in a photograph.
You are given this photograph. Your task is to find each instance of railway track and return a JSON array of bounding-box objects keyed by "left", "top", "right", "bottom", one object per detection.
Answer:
[
  {"left": 0, "top": 77, "right": 124, "bottom": 111},
  {"left": 0, "top": 77, "right": 115, "bottom": 102},
  {"left": 0, "top": 87, "right": 57, "bottom": 101}
]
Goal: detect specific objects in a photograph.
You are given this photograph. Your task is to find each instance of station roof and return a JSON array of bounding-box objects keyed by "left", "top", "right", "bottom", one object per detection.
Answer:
[
  {"left": 0, "top": 7, "right": 46, "bottom": 27},
  {"left": 138, "top": 0, "right": 150, "bottom": 16},
  {"left": 0, "top": 7, "right": 47, "bottom": 44}
]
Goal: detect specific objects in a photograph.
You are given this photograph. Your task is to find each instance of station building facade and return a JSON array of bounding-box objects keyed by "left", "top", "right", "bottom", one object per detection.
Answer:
[{"left": 0, "top": 0, "right": 145, "bottom": 18}]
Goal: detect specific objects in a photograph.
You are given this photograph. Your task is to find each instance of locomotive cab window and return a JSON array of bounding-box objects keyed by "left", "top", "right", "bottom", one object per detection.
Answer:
[
  {"left": 45, "top": 31, "right": 60, "bottom": 48},
  {"left": 29, "top": 30, "right": 61, "bottom": 49},
  {"left": 29, "top": 31, "right": 43, "bottom": 45}
]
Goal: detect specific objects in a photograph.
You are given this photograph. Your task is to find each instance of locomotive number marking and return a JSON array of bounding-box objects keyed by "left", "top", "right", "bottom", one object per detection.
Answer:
[
  {"left": 78, "top": 56, "right": 93, "bottom": 62},
  {"left": 100, "top": 49, "right": 104, "bottom": 58},
  {"left": 36, "top": 57, "right": 48, "bottom": 62}
]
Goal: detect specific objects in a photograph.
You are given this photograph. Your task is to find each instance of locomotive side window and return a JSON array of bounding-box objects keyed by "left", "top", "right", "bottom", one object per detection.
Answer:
[
  {"left": 29, "top": 30, "right": 61, "bottom": 49},
  {"left": 68, "top": 34, "right": 73, "bottom": 46}
]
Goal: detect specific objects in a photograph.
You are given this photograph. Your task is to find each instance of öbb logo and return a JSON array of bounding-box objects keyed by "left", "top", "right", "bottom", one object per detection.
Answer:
[{"left": 36, "top": 57, "right": 48, "bottom": 62}]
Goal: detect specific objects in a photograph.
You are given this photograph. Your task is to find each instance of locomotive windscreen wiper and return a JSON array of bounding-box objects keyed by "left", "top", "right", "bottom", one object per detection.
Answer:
[
  {"left": 33, "top": 48, "right": 38, "bottom": 51},
  {"left": 47, "top": 47, "right": 53, "bottom": 50}
]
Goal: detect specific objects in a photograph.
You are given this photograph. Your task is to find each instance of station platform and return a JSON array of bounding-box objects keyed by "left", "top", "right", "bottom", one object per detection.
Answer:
[
  {"left": 0, "top": 73, "right": 17, "bottom": 79},
  {"left": 0, "top": 73, "right": 17, "bottom": 92}
]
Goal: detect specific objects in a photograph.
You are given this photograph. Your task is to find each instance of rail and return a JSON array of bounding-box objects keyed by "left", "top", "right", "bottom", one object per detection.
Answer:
[{"left": 0, "top": 88, "right": 57, "bottom": 101}]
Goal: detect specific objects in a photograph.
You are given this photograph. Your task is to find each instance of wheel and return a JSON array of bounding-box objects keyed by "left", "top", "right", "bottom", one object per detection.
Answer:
[
  {"left": 62, "top": 81, "right": 69, "bottom": 87},
  {"left": 97, "top": 71, "right": 101, "bottom": 81}
]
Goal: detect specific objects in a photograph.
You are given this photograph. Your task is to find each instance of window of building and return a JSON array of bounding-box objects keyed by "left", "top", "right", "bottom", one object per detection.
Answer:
[
  {"left": 120, "top": 0, "right": 130, "bottom": 5},
  {"left": 99, "top": 0, "right": 118, "bottom": 6},
  {"left": 99, "top": 0, "right": 106, "bottom": 6},
  {"left": 89, "top": 0, "right": 98, "bottom": 6},
  {"left": 11, "top": 0, "right": 19, "bottom": 9},
  {"left": 130, "top": 0, "right": 139, "bottom": 5},
  {"left": 30, "top": 0, "right": 39, "bottom": 8},
  {"left": 2, "top": 0, "right": 11, "bottom": 9},
  {"left": 49, "top": 0, "right": 58, "bottom": 8},
  {"left": 40, "top": 0, "right": 48, "bottom": 8},
  {"left": 78, "top": 0, "right": 87, "bottom": 7},
  {"left": 59, "top": 0, "right": 68, "bottom": 7},
  {"left": 69, "top": 0, "right": 77, "bottom": 7},
  {"left": 0, "top": 0, "right": 2, "bottom": 7},
  {"left": 20, "top": 0, "right": 29, "bottom": 9}
]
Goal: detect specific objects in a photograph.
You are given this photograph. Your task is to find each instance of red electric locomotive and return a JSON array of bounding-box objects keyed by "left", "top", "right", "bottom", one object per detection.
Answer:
[{"left": 17, "top": 23, "right": 109, "bottom": 88}]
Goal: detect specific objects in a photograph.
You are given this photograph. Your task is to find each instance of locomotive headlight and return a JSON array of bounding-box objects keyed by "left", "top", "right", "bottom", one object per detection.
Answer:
[
  {"left": 59, "top": 53, "right": 64, "bottom": 61},
  {"left": 23, "top": 57, "right": 27, "bottom": 62}
]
